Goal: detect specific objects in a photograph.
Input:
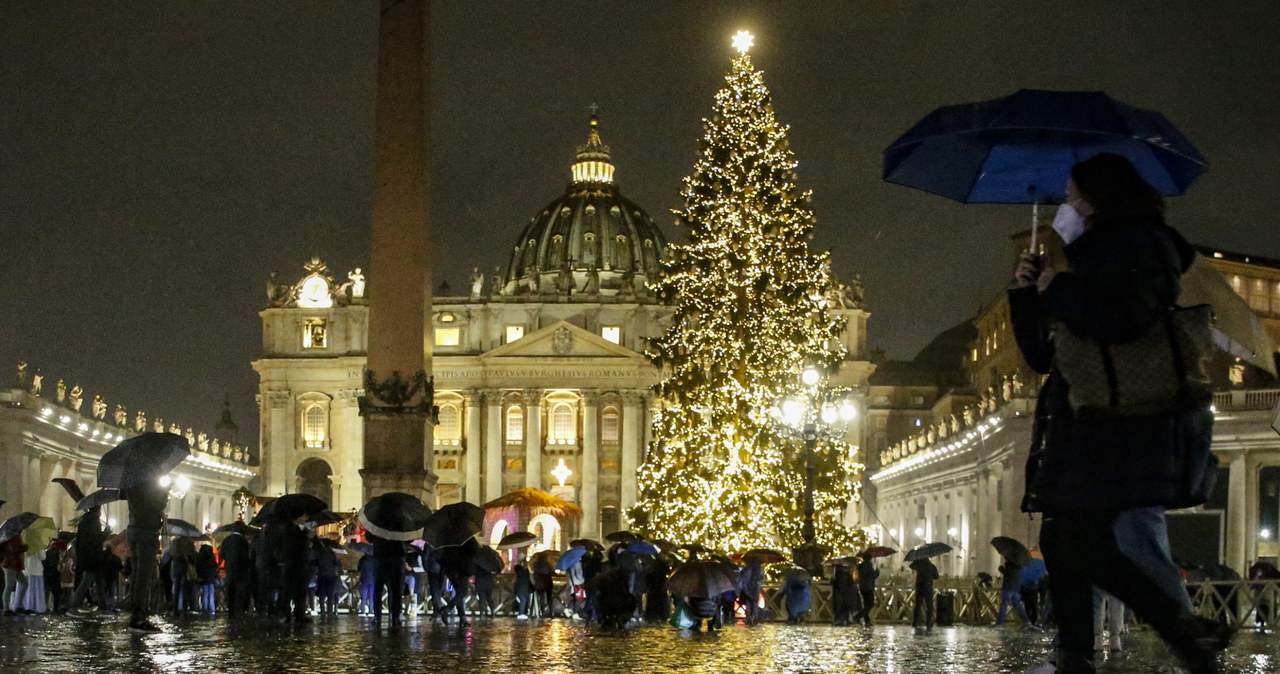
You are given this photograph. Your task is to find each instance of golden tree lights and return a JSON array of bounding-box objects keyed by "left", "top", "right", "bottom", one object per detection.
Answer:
[{"left": 630, "top": 35, "right": 864, "bottom": 553}]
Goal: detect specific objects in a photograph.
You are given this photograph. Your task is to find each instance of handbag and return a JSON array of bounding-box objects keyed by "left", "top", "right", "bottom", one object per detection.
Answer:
[
  {"left": 1050, "top": 304, "right": 1214, "bottom": 418},
  {"left": 1169, "top": 406, "right": 1218, "bottom": 509}
]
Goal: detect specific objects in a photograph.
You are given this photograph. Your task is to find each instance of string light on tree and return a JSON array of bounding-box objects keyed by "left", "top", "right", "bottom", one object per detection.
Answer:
[{"left": 630, "top": 31, "right": 865, "bottom": 554}]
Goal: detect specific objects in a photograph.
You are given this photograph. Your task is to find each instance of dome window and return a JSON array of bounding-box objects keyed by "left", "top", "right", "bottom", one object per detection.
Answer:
[
  {"left": 560, "top": 207, "right": 572, "bottom": 217},
  {"left": 552, "top": 234, "right": 564, "bottom": 244},
  {"left": 584, "top": 205, "right": 596, "bottom": 216},
  {"left": 610, "top": 206, "right": 621, "bottom": 216},
  {"left": 584, "top": 232, "right": 596, "bottom": 243}
]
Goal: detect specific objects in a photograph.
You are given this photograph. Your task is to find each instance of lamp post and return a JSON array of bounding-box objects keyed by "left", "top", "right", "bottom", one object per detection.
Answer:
[{"left": 772, "top": 367, "right": 859, "bottom": 570}]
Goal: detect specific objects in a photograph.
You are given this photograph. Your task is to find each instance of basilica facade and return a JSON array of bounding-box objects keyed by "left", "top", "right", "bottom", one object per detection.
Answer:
[{"left": 254, "top": 116, "right": 871, "bottom": 545}]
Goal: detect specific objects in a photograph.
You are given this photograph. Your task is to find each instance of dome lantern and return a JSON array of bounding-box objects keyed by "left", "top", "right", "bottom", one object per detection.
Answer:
[{"left": 570, "top": 105, "right": 615, "bottom": 187}]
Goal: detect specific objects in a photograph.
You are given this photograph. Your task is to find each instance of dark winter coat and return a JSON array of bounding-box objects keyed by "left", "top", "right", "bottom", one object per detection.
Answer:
[
  {"left": 196, "top": 546, "right": 219, "bottom": 584},
  {"left": 74, "top": 508, "right": 106, "bottom": 572},
  {"left": 856, "top": 558, "right": 879, "bottom": 592},
  {"left": 998, "top": 562, "right": 1024, "bottom": 593},
  {"left": 313, "top": 542, "right": 340, "bottom": 580},
  {"left": 910, "top": 559, "right": 939, "bottom": 592},
  {"left": 831, "top": 566, "right": 859, "bottom": 604},
  {"left": 1009, "top": 217, "right": 1197, "bottom": 515},
  {"left": 513, "top": 563, "right": 533, "bottom": 598},
  {"left": 219, "top": 533, "right": 252, "bottom": 575}
]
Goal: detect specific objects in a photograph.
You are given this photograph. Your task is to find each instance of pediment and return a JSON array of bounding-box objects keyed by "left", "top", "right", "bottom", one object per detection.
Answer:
[{"left": 482, "top": 320, "right": 641, "bottom": 359}]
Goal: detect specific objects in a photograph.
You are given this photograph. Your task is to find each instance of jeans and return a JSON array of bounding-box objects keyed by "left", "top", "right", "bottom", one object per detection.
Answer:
[
  {"left": 996, "top": 589, "right": 1032, "bottom": 625},
  {"left": 200, "top": 583, "right": 216, "bottom": 613},
  {"left": 3, "top": 569, "right": 23, "bottom": 612},
  {"left": 1041, "top": 509, "right": 1201, "bottom": 658}
]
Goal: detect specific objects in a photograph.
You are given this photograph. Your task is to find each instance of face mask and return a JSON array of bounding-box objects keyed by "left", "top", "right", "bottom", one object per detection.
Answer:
[{"left": 1052, "top": 203, "right": 1086, "bottom": 244}]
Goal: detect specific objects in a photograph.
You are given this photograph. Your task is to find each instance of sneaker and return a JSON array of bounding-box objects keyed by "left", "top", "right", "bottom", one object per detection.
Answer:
[
  {"left": 517, "top": 614, "right": 528, "bottom": 620},
  {"left": 128, "top": 620, "right": 162, "bottom": 633}
]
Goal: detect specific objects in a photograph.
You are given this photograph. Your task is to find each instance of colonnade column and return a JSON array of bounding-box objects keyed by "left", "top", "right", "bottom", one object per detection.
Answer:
[
  {"left": 484, "top": 390, "right": 503, "bottom": 501},
  {"left": 1226, "top": 451, "right": 1249, "bottom": 572},
  {"left": 620, "top": 392, "right": 641, "bottom": 516},
  {"left": 580, "top": 391, "right": 600, "bottom": 540},
  {"left": 523, "top": 389, "right": 543, "bottom": 489},
  {"left": 464, "top": 389, "right": 482, "bottom": 503}
]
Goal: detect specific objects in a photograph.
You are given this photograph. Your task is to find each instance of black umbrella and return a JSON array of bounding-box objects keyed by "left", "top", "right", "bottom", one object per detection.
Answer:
[
  {"left": 420, "top": 502, "right": 484, "bottom": 548},
  {"left": 52, "top": 477, "right": 85, "bottom": 503},
  {"left": 0, "top": 512, "right": 40, "bottom": 542},
  {"left": 496, "top": 531, "right": 538, "bottom": 550},
  {"left": 903, "top": 542, "right": 952, "bottom": 562},
  {"left": 96, "top": 432, "right": 190, "bottom": 490},
  {"left": 473, "top": 546, "right": 504, "bottom": 573},
  {"left": 251, "top": 493, "right": 329, "bottom": 524},
  {"left": 569, "top": 538, "right": 604, "bottom": 552},
  {"left": 165, "top": 518, "right": 202, "bottom": 538},
  {"left": 666, "top": 559, "right": 738, "bottom": 598},
  {"left": 680, "top": 542, "right": 712, "bottom": 555},
  {"left": 76, "top": 488, "right": 122, "bottom": 511},
  {"left": 991, "top": 536, "right": 1032, "bottom": 566},
  {"left": 358, "top": 492, "right": 432, "bottom": 542},
  {"left": 604, "top": 530, "right": 639, "bottom": 543},
  {"left": 213, "top": 521, "right": 259, "bottom": 536}
]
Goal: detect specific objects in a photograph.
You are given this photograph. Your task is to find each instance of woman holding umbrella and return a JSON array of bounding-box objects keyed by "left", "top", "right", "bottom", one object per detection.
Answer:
[{"left": 1011, "top": 154, "right": 1232, "bottom": 673}]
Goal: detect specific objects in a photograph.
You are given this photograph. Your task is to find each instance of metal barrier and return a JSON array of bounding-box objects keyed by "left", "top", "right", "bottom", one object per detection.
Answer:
[
  {"left": 1187, "top": 580, "right": 1280, "bottom": 628},
  {"left": 326, "top": 575, "right": 1280, "bottom": 627}
]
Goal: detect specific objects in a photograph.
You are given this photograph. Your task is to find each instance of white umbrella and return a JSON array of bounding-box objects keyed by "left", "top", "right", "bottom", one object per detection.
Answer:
[{"left": 1180, "top": 255, "right": 1276, "bottom": 375}]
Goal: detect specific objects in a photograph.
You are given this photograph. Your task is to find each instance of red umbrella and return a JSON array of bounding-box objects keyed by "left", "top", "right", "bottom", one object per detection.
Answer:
[{"left": 856, "top": 546, "right": 897, "bottom": 559}]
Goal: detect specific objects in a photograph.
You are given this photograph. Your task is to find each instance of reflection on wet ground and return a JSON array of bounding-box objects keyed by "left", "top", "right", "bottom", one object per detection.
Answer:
[{"left": 0, "top": 614, "right": 1275, "bottom": 673}]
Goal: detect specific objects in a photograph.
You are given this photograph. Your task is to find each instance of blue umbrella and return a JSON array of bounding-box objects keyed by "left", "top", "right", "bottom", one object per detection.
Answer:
[
  {"left": 555, "top": 545, "right": 588, "bottom": 571},
  {"left": 884, "top": 89, "right": 1208, "bottom": 250},
  {"left": 626, "top": 540, "right": 660, "bottom": 556}
]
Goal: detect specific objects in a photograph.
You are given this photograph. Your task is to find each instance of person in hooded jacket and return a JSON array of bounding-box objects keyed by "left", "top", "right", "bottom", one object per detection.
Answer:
[{"left": 1010, "top": 154, "right": 1232, "bottom": 674}]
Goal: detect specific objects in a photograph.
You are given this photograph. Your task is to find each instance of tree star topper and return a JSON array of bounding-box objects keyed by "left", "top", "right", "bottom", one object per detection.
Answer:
[{"left": 732, "top": 30, "right": 754, "bottom": 54}]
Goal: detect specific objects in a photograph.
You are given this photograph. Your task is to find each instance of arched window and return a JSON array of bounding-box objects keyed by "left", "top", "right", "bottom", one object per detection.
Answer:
[
  {"left": 302, "top": 405, "right": 326, "bottom": 448},
  {"left": 529, "top": 513, "right": 561, "bottom": 554},
  {"left": 505, "top": 406, "right": 524, "bottom": 443},
  {"left": 298, "top": 392, "right": 331, "bottom": 450},
  {"left": 437, "top": 404, "right": 461, "bottom": 445},
  {"left": 600, "top": 407, "right": 620, "bottom": 444},
  {"left": 550, "top": 403, "right": 575, "bottom": 445}
]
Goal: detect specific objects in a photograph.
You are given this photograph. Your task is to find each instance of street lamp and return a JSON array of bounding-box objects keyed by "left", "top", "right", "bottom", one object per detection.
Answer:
[{"left": 771, "top": 366, "right": 860, "bottom": 562}]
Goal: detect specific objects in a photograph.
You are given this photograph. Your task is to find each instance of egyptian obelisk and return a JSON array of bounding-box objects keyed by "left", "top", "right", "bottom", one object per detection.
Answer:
[{"left": 359, "top": 0, "right": 437, "bottom": 504}]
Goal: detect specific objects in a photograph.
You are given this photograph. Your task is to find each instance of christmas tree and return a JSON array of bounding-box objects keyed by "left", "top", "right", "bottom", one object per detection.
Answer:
[{"left": 631, "top": 33, "right": 862, "bottom": 553}]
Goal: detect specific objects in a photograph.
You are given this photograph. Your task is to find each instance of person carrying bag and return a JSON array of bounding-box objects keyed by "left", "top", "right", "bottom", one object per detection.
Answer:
[{"left": 1009, "top": 154, "right": 1232, "bottom": 674}]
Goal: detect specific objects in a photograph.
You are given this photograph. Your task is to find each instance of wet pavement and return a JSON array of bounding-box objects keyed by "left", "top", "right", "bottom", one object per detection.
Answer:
[{"left": 0, "top": 614, "right": 1276, "bottom": 673}]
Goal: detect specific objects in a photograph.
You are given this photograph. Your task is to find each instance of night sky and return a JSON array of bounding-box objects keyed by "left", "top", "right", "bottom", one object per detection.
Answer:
[{"left": 4, "top": 2, "right": 1279, "bottom": 448}]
